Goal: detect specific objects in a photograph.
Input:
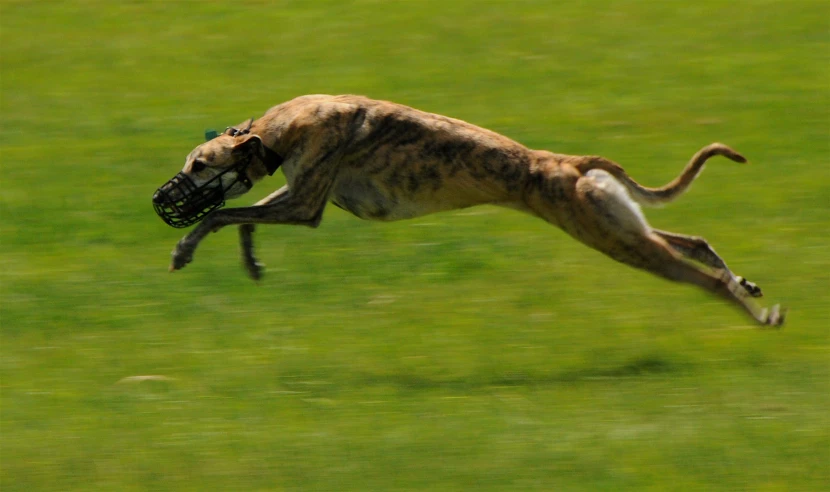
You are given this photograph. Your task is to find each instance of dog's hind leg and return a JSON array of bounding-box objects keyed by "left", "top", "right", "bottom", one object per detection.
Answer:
[
  {"left": 542, "top": 168, "right": 783, "bottom": 326},
  {"left": 627, "top": 234, "right": 783, "bottom": 326},
  {"left": 654, "top": 230, "right": 763, "bottom": 298}
]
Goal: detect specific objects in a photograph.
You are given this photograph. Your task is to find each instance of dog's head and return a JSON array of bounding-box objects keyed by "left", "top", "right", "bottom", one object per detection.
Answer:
[{"left": 153, "top": 122, "right": 283, "bottom": 228}]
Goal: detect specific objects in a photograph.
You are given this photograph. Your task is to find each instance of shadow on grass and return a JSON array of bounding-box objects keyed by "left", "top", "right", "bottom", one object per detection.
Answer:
[
  {"left": 351, "top": 354, "right": 686, "bottom": 393},
  {"left": 559, "top": 355, "right": 681, "bottom": 381}
]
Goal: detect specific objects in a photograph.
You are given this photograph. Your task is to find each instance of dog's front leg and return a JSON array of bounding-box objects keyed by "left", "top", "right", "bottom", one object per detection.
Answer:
[
  {"left": 238, "top": 185, "right": 291, "bottom": 280},
  {"left": 169, "top": 186, "right": 327, "bottom": 273},
  {"left": 239, "top": 224, "right": 261, "bottom": 280},
  {"left": 169, "top": 218, "right": 219, "bottom": 272}
]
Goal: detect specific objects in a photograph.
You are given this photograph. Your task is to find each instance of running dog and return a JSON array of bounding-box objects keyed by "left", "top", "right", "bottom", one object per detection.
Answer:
[{"left": 153, "top": 95, "right": 785, "bottom": 326}]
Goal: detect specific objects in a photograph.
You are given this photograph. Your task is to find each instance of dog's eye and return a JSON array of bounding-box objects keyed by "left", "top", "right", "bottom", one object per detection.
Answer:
[{"left": 191, "top": 160, "right": 207, "bottom": 173}]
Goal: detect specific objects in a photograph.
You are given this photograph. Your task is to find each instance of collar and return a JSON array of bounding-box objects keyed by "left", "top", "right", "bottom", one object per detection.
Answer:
[
  {"left": 205, "top": 124, "right": 283, "bottom": 176},
  {"left": 261, "top": 144, "right": 284, "bottom": 176}
]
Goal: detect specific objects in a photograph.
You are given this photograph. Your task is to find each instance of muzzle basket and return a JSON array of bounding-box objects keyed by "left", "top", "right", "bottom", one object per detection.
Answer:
[{"left": 153, "top": 172, "right": 225, "bottom": 228}]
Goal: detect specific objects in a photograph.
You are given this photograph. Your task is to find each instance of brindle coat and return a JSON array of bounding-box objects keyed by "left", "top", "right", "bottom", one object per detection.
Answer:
[{"left": 161, "top": 94, "right": 784, "bottom": 326}]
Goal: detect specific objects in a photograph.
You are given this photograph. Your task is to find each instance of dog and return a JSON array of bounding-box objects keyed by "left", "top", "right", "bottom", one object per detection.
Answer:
[{"left": 153, "top": 94, "right": 785, "bottom": 326}]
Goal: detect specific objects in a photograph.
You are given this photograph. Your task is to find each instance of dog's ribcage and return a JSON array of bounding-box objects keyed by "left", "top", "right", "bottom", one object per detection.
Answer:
[{"left": 325, "top": 107, "right": 537, "bottom": 221}]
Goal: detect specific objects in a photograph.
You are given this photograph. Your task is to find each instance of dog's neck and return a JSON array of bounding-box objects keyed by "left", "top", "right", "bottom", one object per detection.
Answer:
[
  {"left": 243, "top": 144, "right": 283, "bottom": 184},
  {"left": 250, "top": 117, "right": 301, "bottom": 159},
  {"left": 231, "top": 120, "right": 285, "bottom": 183}
]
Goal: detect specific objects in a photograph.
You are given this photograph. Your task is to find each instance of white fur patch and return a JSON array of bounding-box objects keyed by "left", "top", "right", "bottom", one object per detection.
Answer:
[{"left": 585, "top": 169, "right": 651, "bottom": 233}]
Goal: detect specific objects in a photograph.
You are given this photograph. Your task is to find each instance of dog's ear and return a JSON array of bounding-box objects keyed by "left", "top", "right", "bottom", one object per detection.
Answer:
[
  {"left": 232, "top": 134, "right": 265, "bottom": 159},
  {"left": 232, "top": 134, "right": 284, "bottom": 176}
]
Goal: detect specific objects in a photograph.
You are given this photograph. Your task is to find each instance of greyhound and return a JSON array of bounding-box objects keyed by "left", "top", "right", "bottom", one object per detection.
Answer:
[{"left": 153, "top": 94, "right": 785, "bottom": 326}]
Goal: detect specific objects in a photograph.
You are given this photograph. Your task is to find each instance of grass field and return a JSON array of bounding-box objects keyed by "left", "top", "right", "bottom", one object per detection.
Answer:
[{"left": 2, "top": 1, "right": 828, "bottom": 490}]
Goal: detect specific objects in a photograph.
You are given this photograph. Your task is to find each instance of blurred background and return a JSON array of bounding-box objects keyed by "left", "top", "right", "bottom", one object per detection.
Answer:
[{"left": 1, "top": 1, "right": 828, "bottom": 489}]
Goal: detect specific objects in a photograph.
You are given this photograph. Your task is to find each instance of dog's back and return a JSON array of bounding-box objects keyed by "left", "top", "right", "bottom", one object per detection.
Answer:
[{"left": 271, "top": 95, "right": 542, "bottom": 220}]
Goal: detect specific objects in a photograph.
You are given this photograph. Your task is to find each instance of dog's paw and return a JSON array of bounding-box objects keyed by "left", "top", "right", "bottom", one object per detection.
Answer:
[
  {"left": 762, "top": 304, "right": 786, "bottom": 328},
  {"left": 169, "top": 242, "right": 194, "bottom": 272},
  {"left": 242, "top": 256, "right": 264, "bottom": 281},
  {"left": 737, "top": 276, "right": 763, "bottom": 298}
]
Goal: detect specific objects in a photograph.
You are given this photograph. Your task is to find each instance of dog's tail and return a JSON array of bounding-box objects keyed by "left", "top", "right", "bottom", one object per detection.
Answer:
[{"left": 575, "top": 143, "right": 747, "bottom": 206}]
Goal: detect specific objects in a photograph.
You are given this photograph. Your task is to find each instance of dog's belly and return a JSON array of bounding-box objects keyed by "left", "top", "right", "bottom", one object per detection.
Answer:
[
  {"left": 328, "top": 158, "right": 526, "bottom": 222},
  {"left": 329, "top": 176, "right": 428, "bottom": 221}
]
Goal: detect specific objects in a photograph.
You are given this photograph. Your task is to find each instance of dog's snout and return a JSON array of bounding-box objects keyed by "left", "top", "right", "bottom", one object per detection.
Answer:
[{"left": 152, "top": 190, "right": 164, "bottom": 204}]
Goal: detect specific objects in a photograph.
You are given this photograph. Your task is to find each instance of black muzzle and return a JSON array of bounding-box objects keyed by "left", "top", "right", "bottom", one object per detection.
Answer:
[
  {"left": 154, "top": 123, "right": 283, "bottom": 228},
  {"left": 153, "top": 167, "right": 252, "bottom": 228}
]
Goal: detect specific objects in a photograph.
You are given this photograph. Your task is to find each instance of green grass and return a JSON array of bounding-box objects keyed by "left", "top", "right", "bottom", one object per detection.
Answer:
[{"left": 2, "top": 0, "right": 828, "bottom": 490}]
